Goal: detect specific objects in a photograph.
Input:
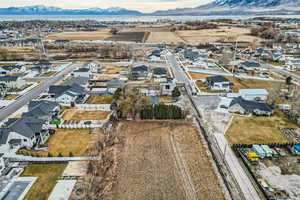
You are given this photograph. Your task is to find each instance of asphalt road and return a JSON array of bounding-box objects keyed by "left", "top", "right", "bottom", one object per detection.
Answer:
[
  {"left": 166, "top": 51, "right": 261, "bottom": 200},
  {"left": 0, "top": 62, "right": 82, "bottom": 122}
]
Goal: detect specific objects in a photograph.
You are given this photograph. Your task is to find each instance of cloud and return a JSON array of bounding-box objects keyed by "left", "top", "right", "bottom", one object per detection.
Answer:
[{"left": 0, "top": 0, "right": 212, "bottom": 12}]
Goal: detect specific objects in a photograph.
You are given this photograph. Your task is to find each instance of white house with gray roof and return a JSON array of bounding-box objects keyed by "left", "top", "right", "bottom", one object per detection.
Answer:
[
  {"left": 0, "top": 117, "right": 48, "bottom": 152},
  {"left": 0, "top": 76, "right": 26, "bottom": 89}
]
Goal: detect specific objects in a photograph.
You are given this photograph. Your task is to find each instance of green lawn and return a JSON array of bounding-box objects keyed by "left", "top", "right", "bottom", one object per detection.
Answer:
[{"left": 21, "top": 164, "right": 66, "bottom": 200}]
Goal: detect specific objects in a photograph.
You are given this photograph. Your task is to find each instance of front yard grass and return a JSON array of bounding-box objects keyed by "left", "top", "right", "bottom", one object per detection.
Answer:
[
  {"left": 63, "top": 109, "right": 111, "bottom": 121},
  {"left": 226, "top": 111, "right": 297, "bottom": 145},
  {"left": 3, "top": 95, "right": 17, "bottom": 100},
  {"left": 87, "top": 96, "right": 113, "bottom": 104},
  {"left": 21, "top": 164, "right": 66, "bottom": 200}
]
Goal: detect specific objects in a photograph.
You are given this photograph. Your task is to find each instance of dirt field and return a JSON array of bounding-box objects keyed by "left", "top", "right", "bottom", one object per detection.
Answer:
[
  {"left": 45, "top": 31, "right": 111, "bottom": 40},
  {"left": 146, "top": 32, "right": 185, "bottom": 44},
  {"left": 226, "top": 111, "right": 296, "bottom": 145},
  {"left": 92, "top": 73, "right": 122, "bottom": 81},
  {"left": 176, "top": 27, "right": 261, "bottom": 43},
  {"left": 102, "top": 66, "right": 127, "bottom": 74},
  {"left": 63, "top": 109, "right": 111, "bottom": 121},
  {"left": 112, "top": 121, "right": 225, "bottom": 200},
  {"left": 87, "top": 96, "right": 113, "bottom": 104},
  {"left": 189, "top": 72, "right": 213, "bottom": 80},
  {"left": 105, "top": 32, "right": 145, "bottom": 42}
]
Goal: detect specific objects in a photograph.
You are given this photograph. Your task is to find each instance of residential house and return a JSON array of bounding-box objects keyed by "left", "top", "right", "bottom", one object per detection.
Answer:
[
  {"left": 153, "top": 68, "right": 167, "bottom": 78},
  {"left": 22, "top": 100, "right": 60, "bottom": 122},
  {"left": 0, "top": 76, "right": 26, "bottom": 89},
  {"left": 0, "top": 117, "right": 48, "bottom": 152},
  {"left": 239, "top": 89, "right": 269, "bottom": 102},
  {"left": 206, "top": 76, "right": 231, "bottom": 92},
  {"left": 229, "top": 97, "right": 274, "bottom": 116},
  {"left": 160, "top": 78, "right": 176, "bottom": 96},
  {"left": 31, "top": 61, "right": 52, "bottom": 74},
  {"left": 73, "top": 67, "right": 90, "bottom": 78},
  {"left": 184, "top": 48, "right": 200, "bottom": 62},
  {"left": 106, "top": 78, "right": 125, "bottom": 94},
  {"left": 0, "top": 65, "right": 25, "bottom": 76},
  {"left": 131, "top": 65, "right": 150, "bottom": 80},
  {"left": 284, "top": 58, "right": 300, "bottom": 71},
  {"left": 48, "top": 83, "right": 85, "bottom": 106},
  {"left": 239, "top": 61, "right": 261, "bottom": 71},
  {"left": 64, "top": 77, "right": 89, "bottom": 88},
  {"left": 148, "top": 50, "right": 161, "bottom": 62}
]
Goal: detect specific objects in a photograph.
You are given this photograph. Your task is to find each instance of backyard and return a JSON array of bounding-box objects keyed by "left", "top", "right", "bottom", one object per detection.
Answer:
[
  {"left": 226, "top": 111, "right": 296, "bottom": 145},
  {"left": 62, "top": 109, "right": 111, "bottom": 121},
  {"left": 21, "top": 164, "right": 66, "bottom": 200},
  {"left": 19, "top": 129, "right": 103, "bottom": 157},
  {"left": 86, "top": 96, "right": 113, "bottom": 104}
]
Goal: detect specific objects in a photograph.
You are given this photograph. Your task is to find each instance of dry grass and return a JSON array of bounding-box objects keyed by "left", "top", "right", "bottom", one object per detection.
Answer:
[
  {"left": 87, "top": 96, "right": 113, "bottom": 104},
  {"left": 39, "top": 71, "right": 56, "bottom": 77},
  {"left": 21, "top": 164, "right": 66, "bottom": 200},
  {"left": 188, "top": 72, "right": 213, "bottom": 80},
  {"left": 176, "top": 26, "right": 261, "bottom": 43},
  {"left": 45, "top": 31, "right": 111, "bottom": 40},
  {"left": 19, "top": 129, "right": 102, "bottom": 157},
  {"left": 63, "top": 109, "right": 111, "bottom": 121},
  {"left": 146, "top": 32, "right": 185, "bottom": 44},
  {"left": 111, "top": 121, "right": 225, "bottom": 200},
  {"left": 92, "top": 73, "right": 122, "bottom": 81},
  {"left": 4, "top": 95, "right": 17, "bottom": 100},
  {"left": 159, "top": 96, "right": 173, "bottom": 103},
  {"left": 226, "top": 111, "right": 296, "bottom": 145},
  {"left": 102, "top": 66, "right": 126, "bottom": 74}
]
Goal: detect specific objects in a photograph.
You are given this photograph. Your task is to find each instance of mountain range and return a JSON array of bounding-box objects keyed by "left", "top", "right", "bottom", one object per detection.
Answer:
[
  {"left": 0, "top": 5, "right": 142, "bottom": 15},
  {"left": 0, "top": 0, "right": 300, "bottom": 16}
]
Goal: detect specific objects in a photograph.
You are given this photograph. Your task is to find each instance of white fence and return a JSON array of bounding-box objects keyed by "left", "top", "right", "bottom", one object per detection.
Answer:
[
  {"left": 48, "top": 120, "right": 108, "bottom": 129},
  {"left": 75, "top": 104, "right": 111, "bottom": 111}
]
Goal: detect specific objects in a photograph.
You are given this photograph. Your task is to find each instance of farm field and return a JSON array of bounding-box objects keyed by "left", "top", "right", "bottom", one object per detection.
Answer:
[
  {"left": 226, "top": 111, "right": 296, "bottom": 145},
  {"left": 87, "top": 96, "right": 113, "bottom": 104},
  {"left": 111, "top": 121, "right": 225, "bottom": 200},
  {"left": 176, "top": 27, "right": 261, "bottom": 43},
  {"left": 105, "top": 32, "right": 145, "bottom": 42},
  {"left": 62, "top": 109, "right": 111, "bottom": 121},
  {"left": 18, "top": 129, "right": 102, "bottom": 157},
  {"left": 21, "top": 164, "right": 66, "bottom": 200},
  {"left": 45, "top": 31, "right": 111, "bottom": 40},
  {"left": 146, "top": 32, "right": 185, "bottom": 44}
]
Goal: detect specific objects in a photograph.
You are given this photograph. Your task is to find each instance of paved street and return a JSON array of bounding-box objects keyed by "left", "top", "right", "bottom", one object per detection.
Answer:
[
  {"left": 166, "top": 51, "right": 261, "bottom": 200},
  {"left": 0, "top": 62, "right": 82, "bottom": 122}
]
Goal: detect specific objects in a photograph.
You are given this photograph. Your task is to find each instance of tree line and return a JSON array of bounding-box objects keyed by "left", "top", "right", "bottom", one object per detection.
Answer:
[{"left": 140, "top": 104, "right": 184, "bottom": 120}]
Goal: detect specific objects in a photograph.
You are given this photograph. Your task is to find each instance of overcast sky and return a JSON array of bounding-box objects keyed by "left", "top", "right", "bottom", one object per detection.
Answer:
[{"left": 0, "top": 0, "right": 211, "bottom": 13}]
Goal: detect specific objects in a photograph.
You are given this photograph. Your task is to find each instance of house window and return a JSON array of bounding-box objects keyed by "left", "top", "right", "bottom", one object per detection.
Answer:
[
  {"left": 23, "top": 139, "right": 27, "bottom": 142},
  {"left": 165, "top": 85, "right": 170, "bottom": 90}
]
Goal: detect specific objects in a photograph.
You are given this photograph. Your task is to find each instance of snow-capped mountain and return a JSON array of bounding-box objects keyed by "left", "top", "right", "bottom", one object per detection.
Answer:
[
  {"left": 152, "top": 0, "right": 300, "bottom": 15},
  {"left": 0, "top": 5, "right": 142, "bottom": 15}
]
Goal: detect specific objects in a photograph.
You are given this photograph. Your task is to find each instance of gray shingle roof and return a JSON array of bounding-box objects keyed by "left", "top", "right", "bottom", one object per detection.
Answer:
[
  {"left": 22, "top": 100, "right": 59, "bottom": 118},
  {"left": 153, "top": 68, "right": 167, "bottom": 75},
  {"left": 206, "top": 76, "right": 229, "bottom": 84},
  {"left": 0, "top": 76, "right": 18, "bottom": 82},
  {"left": 74, "top": 68, "right": 89, "bottom": 73},
  {"left": 0, "top": 117, "right": 46, "bottom": 144},
  {"left": 49, "top": 83, "right": 85, "bottom": 98},
  {"left": 230, "top": 97, "right": 274, "bottom": 113}
]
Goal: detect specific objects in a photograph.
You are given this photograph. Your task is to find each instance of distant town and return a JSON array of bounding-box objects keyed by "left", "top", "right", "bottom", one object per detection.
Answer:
[{"left": 0, "top": 15, "right": 299, "bottom": 200}]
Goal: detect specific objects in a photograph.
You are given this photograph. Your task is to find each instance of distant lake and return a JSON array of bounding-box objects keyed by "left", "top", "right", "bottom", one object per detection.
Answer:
[{"left": 0, "top": 15, "right": 299, "bottom": 22}]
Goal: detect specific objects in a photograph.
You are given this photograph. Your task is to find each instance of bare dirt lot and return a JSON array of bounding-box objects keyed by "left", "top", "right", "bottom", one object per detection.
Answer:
[
  {"left": 45, "top": 31, "right": 111, "bottom": 40},
  {"left": 105, "top": 32, "right": 145, "bottom": 42},
  {"left": 147, "top": 31, "right": 185, "bottom": 44},
  {"left": 111, "top": 121, "right": 225, "bottom": 200},
  {"left": 176, "top": 27, "right": 261, "bottom": 43}
]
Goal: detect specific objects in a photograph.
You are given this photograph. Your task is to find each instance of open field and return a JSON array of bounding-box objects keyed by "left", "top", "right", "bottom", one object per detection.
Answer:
[
  {"left": 92, "top": 73, "right": 123, "bottom": 81},
  {"left": 176, "top": 27, "right": 261, "bottom": 43},
  {"left": 87, "top": 96, "right": 113, "bottom": 104},
  {"left": 21, "top": 164, "right": 66, "bottom": 200},
  {"left": 63, "top": 109, "right": 111, "bottom": 121},
  {"left": 112, "top": 121, "right": 225, "bottom": 200},
  {"left": 146, "top": 32, "right": 185, "bottom": 44},
  {"left": 45, "top": 31, "right": 111, "bottom": 40},
  {"left": 226, "top": 111, "right": 297, "bottom": 145},
  {"left": 18, "top": 129, "right": 102, "bottom": 157},
  {"left": 189, "top": 72, "right": 213, "bottom": 80},
  {"left": 102, "top": 66, "right": 127, "bottom": 74},
  {"left": 105, "top": 32, "right": 145, "bottom": 42}
]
